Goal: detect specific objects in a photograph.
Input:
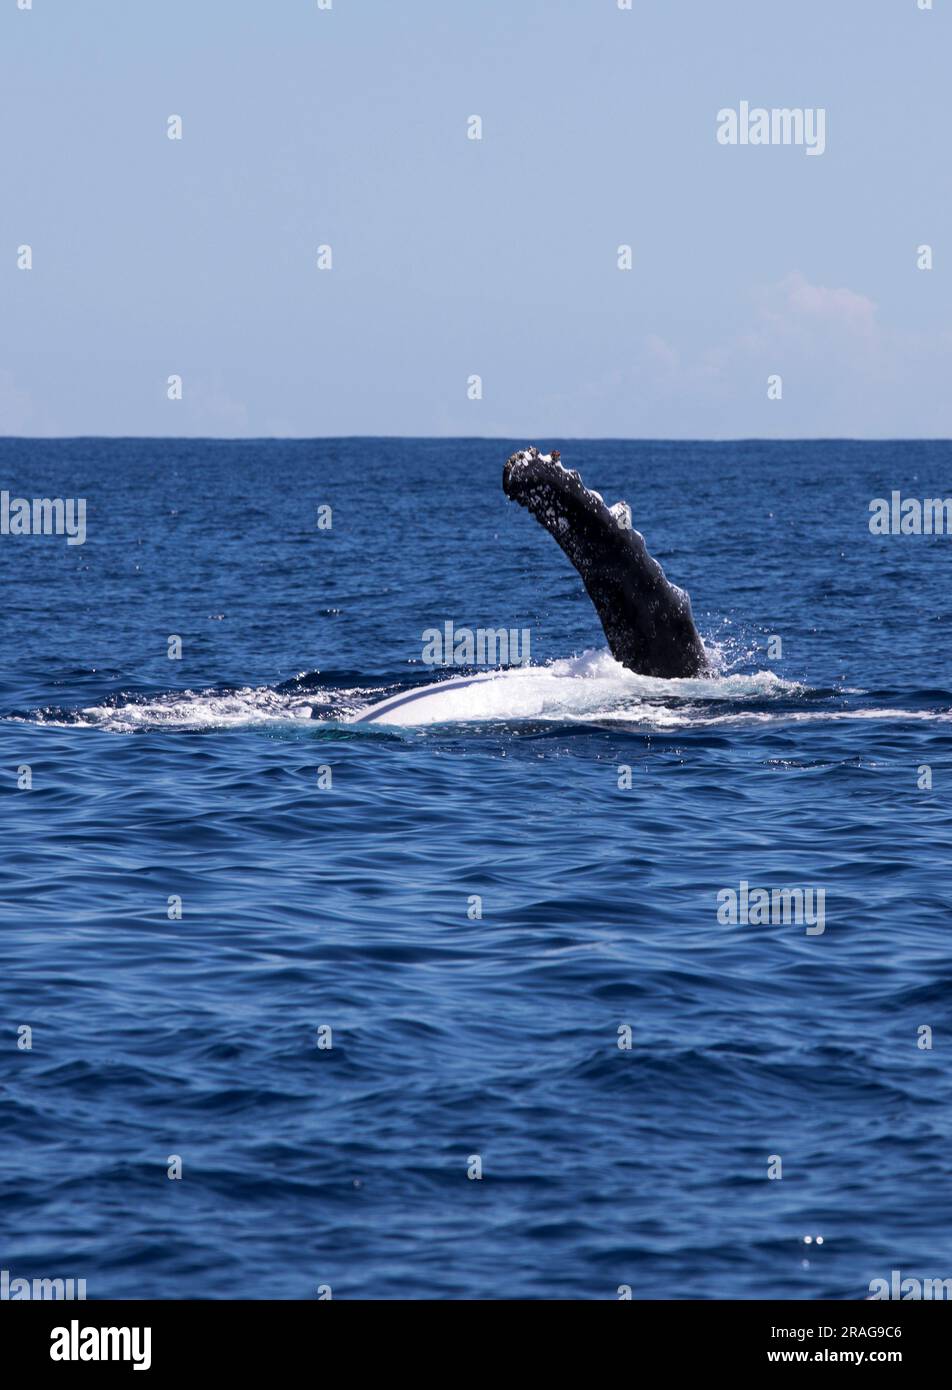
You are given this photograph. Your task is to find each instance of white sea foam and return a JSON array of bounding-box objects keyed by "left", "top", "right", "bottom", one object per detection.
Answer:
[
  {"left": 27, "top": 685, "right": 352, "bottom": 733},
  {"left": 354, "top": 649, "right": 800, "bottom": 727},
  {"left": 14, "top": 648, "right": 952, "bottom": 732}
]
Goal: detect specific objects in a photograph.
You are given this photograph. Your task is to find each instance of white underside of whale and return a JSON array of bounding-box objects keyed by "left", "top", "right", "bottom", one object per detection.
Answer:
[
  {"left": 347, "top": 650, "right": 810, "bottom": 729},
  {"left": 350, "top": 671, "right": 515, "bottom": 726}
]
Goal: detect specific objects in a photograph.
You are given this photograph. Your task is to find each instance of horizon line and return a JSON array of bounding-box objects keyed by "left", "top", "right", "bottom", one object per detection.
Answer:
[{"left": 2, "top": 435, "right": 952, "bottom": 445}]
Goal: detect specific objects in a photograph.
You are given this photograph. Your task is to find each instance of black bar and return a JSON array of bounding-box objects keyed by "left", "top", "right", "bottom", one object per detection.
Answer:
[{"left": 2, "top": 1298, "right": 946, "bottom": 1374}]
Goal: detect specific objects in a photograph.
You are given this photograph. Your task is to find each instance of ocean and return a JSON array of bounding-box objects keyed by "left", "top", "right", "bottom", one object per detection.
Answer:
[{"left": 2, "top": 436, "right": 951, "bottom": 1300}]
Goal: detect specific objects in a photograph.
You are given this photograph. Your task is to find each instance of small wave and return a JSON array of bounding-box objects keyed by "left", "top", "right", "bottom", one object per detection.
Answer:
[
  {"left": 587, "top": 705, "right": 952, "bottom": 729},
  {"left": 18, "top": 685, "right": 360, "bottom": 733}
]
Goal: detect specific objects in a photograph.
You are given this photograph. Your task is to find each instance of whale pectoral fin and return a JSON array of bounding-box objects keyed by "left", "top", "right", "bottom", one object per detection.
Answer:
[{"left": 503, "top": 447, "right": 709, "bottom": 679}]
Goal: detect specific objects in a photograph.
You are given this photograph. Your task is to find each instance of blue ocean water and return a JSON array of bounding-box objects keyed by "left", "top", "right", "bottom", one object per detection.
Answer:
[{"left": 2, "top": 437, "right": 951, "bottom": 1300}]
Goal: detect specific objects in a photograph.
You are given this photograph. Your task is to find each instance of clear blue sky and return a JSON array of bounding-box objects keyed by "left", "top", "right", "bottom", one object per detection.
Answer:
[{"left": 2, "top": 0, "right": 949, "bottom": 438}]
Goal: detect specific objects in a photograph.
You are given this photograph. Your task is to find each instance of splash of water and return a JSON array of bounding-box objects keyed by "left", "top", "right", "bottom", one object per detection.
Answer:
[{"left": 12, "top": 647, "right": 952, "bottom": 733}]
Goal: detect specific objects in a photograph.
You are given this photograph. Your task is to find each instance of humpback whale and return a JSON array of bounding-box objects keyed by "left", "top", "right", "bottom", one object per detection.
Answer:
[
  {"left": 353, "top": 446, "right": 709, "bottom": 725},
  {"left": 503, "top": 447, "right": 709, "bottom": 679}
]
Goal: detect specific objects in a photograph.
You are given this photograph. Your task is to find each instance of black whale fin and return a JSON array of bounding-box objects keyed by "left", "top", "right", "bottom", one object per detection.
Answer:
[{"left": 503, "top": 446, "right": 709, "bottom": 679}]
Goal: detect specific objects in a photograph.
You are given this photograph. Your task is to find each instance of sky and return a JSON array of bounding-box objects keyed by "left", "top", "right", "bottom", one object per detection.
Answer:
[{"left": 1, "top": 0, "right": 950, "bottom": 439}]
